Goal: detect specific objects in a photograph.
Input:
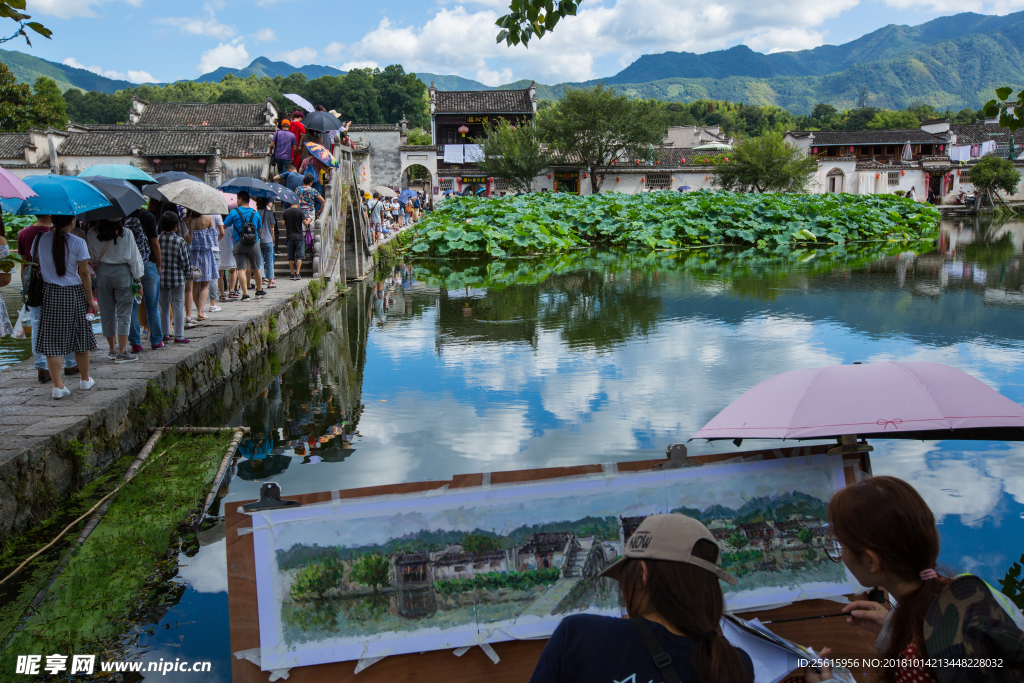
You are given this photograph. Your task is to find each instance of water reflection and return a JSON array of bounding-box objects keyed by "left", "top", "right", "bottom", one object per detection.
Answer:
[{"left": 130, "top": 216, "right": 1023, "bottom": 675}]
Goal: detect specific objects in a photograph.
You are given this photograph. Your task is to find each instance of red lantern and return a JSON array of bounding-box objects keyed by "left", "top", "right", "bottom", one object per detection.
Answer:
[
  {"left": 680, "top": 158, "right": 686, "bottom": 164},
  {"left": 612, "top": 159, "right": 617, "bottom": 164},
  {"left": 547, "top": 173, "right": 552, "bottom": 179},
  {"left": 812, "top": 147, "right": 818, "bottom": 154},
  {"left": 152, "top": 158, "right": 161, "bottom": 165},
  {"left": 582, "top": 173, "right": 588, "bottom": 179},
  {"left": 901, "top": 170, "right": 906, "bottom": 176},
  {"left": 939, "top": 144, "right": 944, "bottom": 151},
  {"left": 635, "top": 159, "right": 640, "bottom": 164},
  {"left": 641, "top": 177, "right": 646, "bottom": 183},
  {"left": 198, "top": 158, "right": 206, "bottom": 165},
  {"left": 723, "top": 157, "right": 728, "bottom": 162},
  {"left": 616, "top": 176, "right": 620, "bottom": 182},
  {"left": 849, "top": 146, "right": 855, "bottom": 154},
  {"left": 705, "top": 175, "right": 709, "bottom": 181},
  {"left": 458, "top": 125, "right": 469, "bottom": 137},
  {"left": 655, "top": 160, "right": 660, "bottom": 165},
  {"left": 875, "top": 173, "right": 880, "bottom": 178}
]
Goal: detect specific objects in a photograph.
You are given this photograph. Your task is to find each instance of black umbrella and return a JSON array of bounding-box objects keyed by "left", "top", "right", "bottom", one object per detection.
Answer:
[
  {"left": 219, "top": 176, "right": 275, "bottom": 198},
  {"left": 142, "top": 171, "right": 198, "bottom": 201},
  {"left": 300, "top": 110, "right": 343, "bottom": 132},
  {"left": 77, "top": 176, "right": 148, "bottom": 221}
]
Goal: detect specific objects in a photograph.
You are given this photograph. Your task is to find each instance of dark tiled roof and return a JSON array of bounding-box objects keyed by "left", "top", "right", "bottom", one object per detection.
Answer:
[
  {"left": 399, "top": 145, "right": 437, "bottom": 151},
  {"left": 949, "top": 123, "right": 1011, "bottom": 146},
  {"left": 0, "top": 134, "right": 30, "bottom": 159},
  {"left": 435, "top": 550, "right": 506, "bottom": 566},
  {"left": 920, "top": 117, "right": 950, "bottom": 125},
  {"left": 135, "top": 102, "right": 272, "bottom": 128},
  {"left": 789, "top": 129, "right": 946, "bottom": 145},
  {"left": 435, "top": 89, "right": 534, "bottom": 114},
  {"left": 348, "top": 124, "right": 398, "bottom": 132},
  {"left": 58, "top": 130, "right": 272, "bottom": 158}
]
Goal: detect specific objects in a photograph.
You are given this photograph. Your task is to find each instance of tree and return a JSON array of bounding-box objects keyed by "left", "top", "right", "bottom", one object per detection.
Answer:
[
  {"left": 407, "top": 127, "right": 431, "bottom": 145},
  {"left": 865, "top": 110, "right": 919, "bottom": 129},
  {"left": 332, "top": 69, "right": 382, "bottom": 125},
  {"left": 33, "top": 76, "right": 66, "bottom": 128},
  {"left": 712, "top": 132, "right": 818, "bottom": 193},
  {"left": 496, "top": 0, "right": 578, "bottom": 46},
  {"left": 538, "top": 85, "right": 666, "bottom": 194},
  {"left": 856, "top": 86, "right": 869, "bottom": 108},
  {"left": 811, "top": 103, "right": 837, "bottom": 122},
  {"left": 475, "top": 119, "right": 551, "bottom": 193},
  {"left": 727, "top": 531, "right": 748, "bottom": 550},
  {"left": 374, "top": 65, "right": 428, "bottom": 128},
  {"left": 797, "top": 528, "right": 814, "bottom": 545},
  {"left": 967, "top": 156, "right": 1021, "bottom": 196},
  {"left": 462, "top": 532, "right": 500, "bottom": 553},
  {"left": 0, "top": 63, "right": 62, "bottom": 132},
  {"left": 1, "top": 1, "right": 50, "bottom": 46},
  {"left": 348, "top": 554, "right": 391, "bottom": 591},
  {"left": 984, "top": 87, "right": 1024, "bottom": 132}
]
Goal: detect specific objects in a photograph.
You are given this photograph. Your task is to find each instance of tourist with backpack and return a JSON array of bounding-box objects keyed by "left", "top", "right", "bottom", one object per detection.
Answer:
[{"left": 224, "top": 191, "right": 266, "bottom": 301}]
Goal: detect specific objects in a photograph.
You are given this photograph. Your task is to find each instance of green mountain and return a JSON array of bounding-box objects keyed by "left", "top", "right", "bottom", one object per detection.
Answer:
[
  {"left": 0, "top": 48, "right": 135, "bottom": 93},
  {"left": 417, "top": 72, "right": 489, "bottom": 91},
  {"left": 195, "top": 56, "right": 344, "bottom": 83}
]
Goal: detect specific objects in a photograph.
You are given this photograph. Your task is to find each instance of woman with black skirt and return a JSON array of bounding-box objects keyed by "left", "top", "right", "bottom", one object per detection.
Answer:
[{"left": 34, "top": 215, "right": 96, "bottom": 399}]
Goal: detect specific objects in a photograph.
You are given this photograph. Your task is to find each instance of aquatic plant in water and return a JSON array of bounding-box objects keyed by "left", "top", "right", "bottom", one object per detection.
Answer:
[{"left": 408, "top": 191, "right": 940, "bottom": 257}]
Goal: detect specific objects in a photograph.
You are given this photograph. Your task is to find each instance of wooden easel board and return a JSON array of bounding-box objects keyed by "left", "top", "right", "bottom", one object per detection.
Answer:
[{"left": 228, "top": 445, "right": 877, "bottom": 682}]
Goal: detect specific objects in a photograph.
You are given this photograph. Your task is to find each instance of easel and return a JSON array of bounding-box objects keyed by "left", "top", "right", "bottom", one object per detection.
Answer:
[{"left": 228, "top": 445, "right": 878, "bottom": 682}]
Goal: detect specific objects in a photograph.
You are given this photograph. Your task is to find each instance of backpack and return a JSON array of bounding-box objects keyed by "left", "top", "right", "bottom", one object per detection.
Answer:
[
  {"left": 232, "top": 208, "right": 258, "bottom": 245},
  {"left": 22, "top": 234, "right": 45, "bottom": 308}
]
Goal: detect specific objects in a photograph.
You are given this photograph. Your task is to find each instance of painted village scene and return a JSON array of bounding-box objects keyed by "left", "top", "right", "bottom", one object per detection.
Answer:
[{"left": 267, "top": 464, "right": 849, "bottom": 646}]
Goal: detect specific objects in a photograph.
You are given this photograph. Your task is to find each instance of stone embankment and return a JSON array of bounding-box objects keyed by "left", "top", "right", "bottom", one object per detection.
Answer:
[{"left": 0, "top": 276, "right": 344, "bottom": 545}]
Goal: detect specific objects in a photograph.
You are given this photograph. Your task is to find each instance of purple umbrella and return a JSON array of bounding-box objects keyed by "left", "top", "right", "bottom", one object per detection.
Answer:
[
  {"left": 0, "top": 166, "right": 38, "bottom": 201},
  {"left": 690, "top": 362, "right": 1024, "bottom": 442}
]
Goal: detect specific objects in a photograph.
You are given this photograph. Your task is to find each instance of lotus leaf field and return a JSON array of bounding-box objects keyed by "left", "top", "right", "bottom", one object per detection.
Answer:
[{"left": 405, "top": 191, "right": 941, "bottom": 257}]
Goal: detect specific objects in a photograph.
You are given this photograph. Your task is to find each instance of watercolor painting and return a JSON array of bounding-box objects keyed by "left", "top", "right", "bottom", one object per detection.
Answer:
[{"left": 250, "top": 454, "right": 860, "bottom": 670}]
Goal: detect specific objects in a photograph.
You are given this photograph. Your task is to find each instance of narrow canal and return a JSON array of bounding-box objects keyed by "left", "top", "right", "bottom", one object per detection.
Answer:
[{"left": 4, "top": 218, "right": 1023, "bottom": 679}]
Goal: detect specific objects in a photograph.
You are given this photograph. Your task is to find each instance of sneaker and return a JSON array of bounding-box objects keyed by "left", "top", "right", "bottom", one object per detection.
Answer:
[
  {"left": 208, "top": 305, "right": 222, "bottom": 312},
  {"left": 115, "top": 351, "right": 139, "bottom": 364},
  {"left": 52, "top": 386, "right": 71, "bottom": 400},
  {"left": 79, "top": 378, "right": 95, "bottom": 391},
  {"left": 64, "top": 365, "right": 80, "bottom": 376},
  {"left": 174, "top": 337, "right": 191, "bottom": 344},
  {"left": 184, "top": 321, "right": 198, "bottom": 329},
  {"left": 107, "top": 348, "right": 117, "bottom": 359},
  {"left": 163, "top": 335, "right": 171, "bottom": 342},
  {"left": 131, "top": 344, "right": 143, "bottom": 354},
  {"left": 255, "top": 290, "right": 267, "bottom": 297},
  {"left": 241, "top": 294, "right": 251, "bottom": 301},
  {"left": 151, "top": 341, "right": 165, "bottom": 350}
]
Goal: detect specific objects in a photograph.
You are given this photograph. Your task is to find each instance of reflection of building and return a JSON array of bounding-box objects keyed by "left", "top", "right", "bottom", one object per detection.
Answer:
[{"left": 394, "top": 553, "right": 432, "bottom": 587}]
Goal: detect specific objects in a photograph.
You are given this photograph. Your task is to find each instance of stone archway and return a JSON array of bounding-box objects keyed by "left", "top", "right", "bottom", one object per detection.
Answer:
[
  {"left": 826, "top": 167, "right": 845, "bottom": 193},
  {"left": 399, "top": 147, "right": 438, "bottom": 199}
]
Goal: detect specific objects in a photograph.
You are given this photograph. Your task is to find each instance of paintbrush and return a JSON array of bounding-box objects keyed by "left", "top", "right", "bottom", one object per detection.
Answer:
[{"left": 761, "top": 612, "right": 848, "bottom": 625}]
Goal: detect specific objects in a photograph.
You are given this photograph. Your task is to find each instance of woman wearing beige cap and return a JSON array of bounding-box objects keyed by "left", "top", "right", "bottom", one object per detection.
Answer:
[{"left": 530, "top": 514, "right": 753, "bottom": 683}]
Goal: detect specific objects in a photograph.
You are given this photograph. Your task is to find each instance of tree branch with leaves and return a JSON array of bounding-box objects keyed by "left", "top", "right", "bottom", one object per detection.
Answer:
[
  {"left": 984, "top": 87, "right": 1024, "bottom": 132},
  {"left": 495, "top": 0, "right": 580, "bottom": 47},
  {"left": 1, "top": 1, "right": 50, "bottom": 46}
]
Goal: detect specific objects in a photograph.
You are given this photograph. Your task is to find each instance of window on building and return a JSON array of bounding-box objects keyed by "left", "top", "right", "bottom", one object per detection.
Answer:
[
  {"left": 646, "top": 173, "right": 671, "bottom": 189},
  {"left": 439, "top": 178, "right": 454, "bottom": 192},
  {"left": 888, "top": 172, "right": 900, "bottom": 186}
]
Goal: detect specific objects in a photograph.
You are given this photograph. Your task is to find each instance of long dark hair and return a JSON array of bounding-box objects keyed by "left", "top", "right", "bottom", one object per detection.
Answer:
[
  {"left": 50, "top": 215, "right": 75, "bottom": 278},
  {"left": 829, "top": 476, "right": 946, "bottom": 682},
  {"left": 94, "top": 219, "right": 121, "bottom": 243},
  {"left": 618, "top": 540, "right": 751, "bottom": 683}
]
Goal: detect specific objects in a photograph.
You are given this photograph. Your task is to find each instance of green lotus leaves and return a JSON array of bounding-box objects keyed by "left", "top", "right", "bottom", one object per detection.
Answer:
[{"left": 407, "top": 191, "right": 940, "bottom": 258}]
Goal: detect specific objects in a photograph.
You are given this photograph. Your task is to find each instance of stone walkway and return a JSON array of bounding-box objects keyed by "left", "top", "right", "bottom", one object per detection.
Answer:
[{"left": 0, "top": 272, "right": 337, "bottom": 540}]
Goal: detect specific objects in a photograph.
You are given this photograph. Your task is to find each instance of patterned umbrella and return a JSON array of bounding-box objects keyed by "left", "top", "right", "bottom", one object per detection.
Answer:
[
  {"left": 0, "top": 174, "right": 111, "bottom": 216},
  {"left": 0, "top": 166, "right": 38, "bottom": 201},
  {"left": 142, "top": 171, "right": 198, "bottom": 201},
  {"left": 304, "top": 142, "right": 338, "bottom": 168},
  {"left": 77, "top": 164, "right": 156, "bottom": 185},
  {"left": 267, "top": 182, "right": 300, "bottom": 205},
  {"left": 158, "top": 179, "right": 230, "bottom": 215}
]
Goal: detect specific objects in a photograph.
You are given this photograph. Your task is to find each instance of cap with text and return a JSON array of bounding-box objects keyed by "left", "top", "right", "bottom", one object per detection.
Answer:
[{"left": 598, "top": 514, "right": 738, "bottom": 585}]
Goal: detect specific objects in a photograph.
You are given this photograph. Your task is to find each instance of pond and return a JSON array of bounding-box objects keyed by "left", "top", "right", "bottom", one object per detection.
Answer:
[{"left": 8, "top": 218, "right": 1024, "bottom": 679}]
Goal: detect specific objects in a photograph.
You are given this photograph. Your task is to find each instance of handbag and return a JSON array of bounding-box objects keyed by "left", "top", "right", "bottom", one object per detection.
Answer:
[{"left": 22, "top": 234, "right": 45, "bottom": 308}]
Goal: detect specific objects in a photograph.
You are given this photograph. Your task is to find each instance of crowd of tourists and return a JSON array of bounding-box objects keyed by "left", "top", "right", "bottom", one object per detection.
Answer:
[
  {"left": 362, "top": 190, "right": 426, "bottom": 246},
  {"left": 8, "top": 186, "right": 305, "bottom": 399}
]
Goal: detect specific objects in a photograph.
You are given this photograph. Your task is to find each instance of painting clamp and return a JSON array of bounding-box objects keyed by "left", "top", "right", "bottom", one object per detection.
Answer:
[{"left": 654, "top": 443, "right": 701, "bottom": 470}]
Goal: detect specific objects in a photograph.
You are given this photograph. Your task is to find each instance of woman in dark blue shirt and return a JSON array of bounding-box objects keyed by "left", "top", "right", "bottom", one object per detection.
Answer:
[{"left": 530, "top": 514, "right": 754, "bottom": 683}]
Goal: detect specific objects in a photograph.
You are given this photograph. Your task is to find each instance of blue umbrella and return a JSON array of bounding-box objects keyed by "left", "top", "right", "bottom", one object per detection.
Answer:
[
  {"left": 1, "top": 174, "right": 111, "bottom": 216},
  {"left": 398, "top": 189, "right": 417, "bottom": 202},
  {"left": 677, "top": 186, "right": 692, "bottom": 191},
  {"left": 219, "top": 176, "right": 276, "bottom": 198},
  {"left": 267, "top": 182, "right": 300, "bottom": 205},
  {"left": 78, "top": 164, "right": 156, "bottom": 185}
]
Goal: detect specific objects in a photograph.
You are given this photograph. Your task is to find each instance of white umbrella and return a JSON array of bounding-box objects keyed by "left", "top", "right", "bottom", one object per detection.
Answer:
[
  {"left": 159, "top": 179, "right": 230, "bottom": 215},
  {"left": 373, "top": 186, "right": 398, "bottom": 198},
  {"left": 902, "top": 141, "right": 913, "bottom": 161},
  {"left": 284, "top": 94, "right": 314, "bottom": 113}
]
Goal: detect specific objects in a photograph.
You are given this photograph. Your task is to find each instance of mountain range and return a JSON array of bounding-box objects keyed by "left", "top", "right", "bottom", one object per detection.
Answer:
[{"left": 3, "top": 10, "right": 1024, "bottom": 114}]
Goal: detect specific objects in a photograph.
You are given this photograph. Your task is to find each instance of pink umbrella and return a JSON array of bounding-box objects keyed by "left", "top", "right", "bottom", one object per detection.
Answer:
[
  {"left": 691, "top": 362, "right": 1024, "bottom": 442},
  {"left": 0, "top": 166, "right": 38, "bottom": 200},
  {"left": 220, "top": 191, "right": 237, "bottom": 211}
]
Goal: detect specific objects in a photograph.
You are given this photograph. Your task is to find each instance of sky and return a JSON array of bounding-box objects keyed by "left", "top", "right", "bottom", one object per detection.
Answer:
[{"left": 8, "top": 0, "right": 1018, "bottom": 89}]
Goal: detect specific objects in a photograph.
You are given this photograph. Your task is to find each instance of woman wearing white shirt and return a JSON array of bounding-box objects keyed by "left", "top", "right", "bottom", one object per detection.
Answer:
[
  {"left": 86, "top": 219, "right": 144, "bottom": 364},
  {"left": 35, "top": 215, "right": 97, "bottom": 399}
]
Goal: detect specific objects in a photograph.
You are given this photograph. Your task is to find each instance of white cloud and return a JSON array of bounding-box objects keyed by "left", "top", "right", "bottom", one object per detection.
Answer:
[
  {"left": 197, "top": 39, "right": 250, "bottom": 74},
  {"left": 475, "top": 66, "right": 513, "bottom": 87},
  {"left": 177, "top": 539, "right": 227, "bottom": 593},
  {"left": 277, "top": 47, "right": 318, "bottom": 66},
  {"left": 323, "top": 42, "right": 346, "bottom": 60},
  {"left": 254, "top": 28, "right": 278, "bottom": 42},
  {"left": 61, "top": 57, "right": 154, "bottom": 83},
  {"left": 341, "top": 0, "right": 858, "bottom": 83},
  {"left": 881, "top": 0, "right": 1024, "bottom": 12},
  {"left": 340, "top": 60, "right": 378, "bottom": 71},
  {"left": 154, "top": 2, "right": 234, "bottom": 38}
]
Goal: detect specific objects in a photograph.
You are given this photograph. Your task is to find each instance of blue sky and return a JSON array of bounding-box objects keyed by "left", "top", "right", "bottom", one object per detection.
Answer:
[
  {"left": 8, "top": 0, "right": 1015, "bottom": 85},
  {"left": 9, "top": 0, "right": 1017, "bottom": 86}
]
